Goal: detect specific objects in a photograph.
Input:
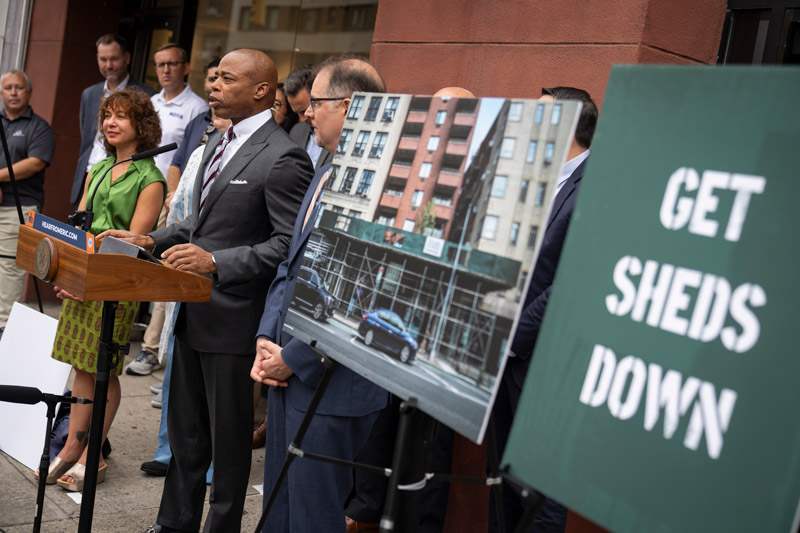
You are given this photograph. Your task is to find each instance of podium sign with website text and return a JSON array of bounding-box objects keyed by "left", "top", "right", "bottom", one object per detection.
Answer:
[{"left": 502, "top": 66, "right": 800, "bottom": 532}]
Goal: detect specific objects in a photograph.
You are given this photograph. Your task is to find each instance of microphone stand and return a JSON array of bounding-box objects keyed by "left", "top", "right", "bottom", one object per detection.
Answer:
[
  {"left": 0, "top": 112, "right": 43, "bottom": 313},
  {"left": 0, "top": 388, "right": 91, "bottom": 533},
  {"left": 34, "top": 392, "right": 92, "bottom": 533}
]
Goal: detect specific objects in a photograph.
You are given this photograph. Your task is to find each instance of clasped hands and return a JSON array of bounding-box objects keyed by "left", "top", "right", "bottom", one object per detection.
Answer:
[
  {"left": 96, "top": 229, "right": 216, "bottom": 274},
  {"left": 251, "top": 337, "right": 293, "bottom": 387}
]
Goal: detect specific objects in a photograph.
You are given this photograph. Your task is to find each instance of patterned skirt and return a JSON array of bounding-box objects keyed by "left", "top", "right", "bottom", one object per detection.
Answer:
[{"left": 51, "top": 299, "right": 139, "bottom": 377}]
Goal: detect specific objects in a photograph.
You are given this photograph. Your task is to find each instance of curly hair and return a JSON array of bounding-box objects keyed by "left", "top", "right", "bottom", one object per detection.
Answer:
[{"left": 98, "top": 88, "right": 162, "bottom": 156}]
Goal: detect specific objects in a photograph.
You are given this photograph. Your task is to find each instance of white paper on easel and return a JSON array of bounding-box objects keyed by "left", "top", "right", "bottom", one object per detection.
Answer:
[{"left": 0, "top": 302, "right": 71, "bottom": 471}]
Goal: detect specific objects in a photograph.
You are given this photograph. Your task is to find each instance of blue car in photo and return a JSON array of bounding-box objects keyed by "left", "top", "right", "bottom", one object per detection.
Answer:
[{"left": 358, "top": 309, "right": 418, "bottom": 364}]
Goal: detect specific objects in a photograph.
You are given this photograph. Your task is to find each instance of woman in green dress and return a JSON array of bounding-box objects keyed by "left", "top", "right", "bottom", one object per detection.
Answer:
[{"left": 39, "top": 89, "right": 165, "bottom": 491}]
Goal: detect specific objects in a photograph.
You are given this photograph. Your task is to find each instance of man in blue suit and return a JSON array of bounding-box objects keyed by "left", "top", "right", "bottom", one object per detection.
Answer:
[
  {"left": 491, "top": 87, "right": 598, "bottom": 532},
  {"left": 251, "top": 55, "right": 388, "bottom": 532},
  {"left": 70, "top": 34, "right": 155, "bottom": 207}
]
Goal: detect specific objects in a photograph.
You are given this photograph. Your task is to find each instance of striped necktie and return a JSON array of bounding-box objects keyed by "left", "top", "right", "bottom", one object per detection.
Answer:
[{"left": 199, "top": 127, "right": 235, "bottom": 212}]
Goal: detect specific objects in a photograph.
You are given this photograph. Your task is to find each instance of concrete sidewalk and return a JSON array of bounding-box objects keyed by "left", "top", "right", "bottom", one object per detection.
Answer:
[{"left": 0, "top": 302, "right": 268, "bottom": 533}]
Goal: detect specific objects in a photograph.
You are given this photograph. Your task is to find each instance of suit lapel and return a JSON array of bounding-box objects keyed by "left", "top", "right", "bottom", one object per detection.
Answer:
[
  {"left": 290, "top": 164, "right": 331, "bottom": 260},
  {"left": 195, "top": 119, "right": 280, "bottom": 227},
  {"left": 546, "top": 159, "right": 586, "bottom": 228},
  {"left": 315, "top": 149, "right": 333, "bottom": 171}
]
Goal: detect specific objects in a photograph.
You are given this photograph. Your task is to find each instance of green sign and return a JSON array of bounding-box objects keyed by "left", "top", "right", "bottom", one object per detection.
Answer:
[{"left": 503, "top": 66, "right": 800, "bottom": 532}]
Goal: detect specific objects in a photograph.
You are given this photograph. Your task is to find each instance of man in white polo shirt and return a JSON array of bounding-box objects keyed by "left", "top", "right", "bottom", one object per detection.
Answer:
[
  {"left": 150, "top": 43, "right": 208, "bottom": 179},
  {"left": 126, "top": 43, "right": 207, "bottom": 376}
]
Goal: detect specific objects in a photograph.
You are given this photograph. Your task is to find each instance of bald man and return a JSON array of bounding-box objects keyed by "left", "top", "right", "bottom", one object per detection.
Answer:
[
  {"left": 108, "top": 49, "right": 314, "bottom": 533},
  {"left": 433, "top": 86, "right": 475, "bottom": 98}
]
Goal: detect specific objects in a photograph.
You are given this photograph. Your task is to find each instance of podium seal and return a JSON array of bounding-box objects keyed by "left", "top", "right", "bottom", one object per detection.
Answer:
[{"left": 34, "top": 237, "right": 58, "bottom": 282}]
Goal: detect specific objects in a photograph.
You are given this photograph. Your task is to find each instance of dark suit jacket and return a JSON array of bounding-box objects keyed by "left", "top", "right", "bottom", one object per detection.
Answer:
[
  {"left": 149, "top": 118, "right": 314, "bottom": 355},
  {"left": 288, "top": 122, "right": 333, "bottom": 170},
  {"left": 257, "top": 163, "right": 387, "bottom": 417},
  {"left": 507, "top": 158, "right": 587, "bottom": 387},
  {"left": 71, "top": 78, "right": 156, "bottom": 205}
]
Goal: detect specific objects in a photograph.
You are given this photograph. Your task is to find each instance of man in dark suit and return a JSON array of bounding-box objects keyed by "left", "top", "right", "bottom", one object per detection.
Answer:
[
  {"left": 103, "top": 49, "right": 314, "bottom": 533},
  {"left": 491, "top": 87, "right": 598, "bottom": 532},
  {"left": 284, "top": 65, "right": 333, "bottom": 170},
  {"left": 251, "top": 55, "right": 388, "bottom": 532},
  {"left": 70, "top": 34, "right": 155, "bottom": 207}
]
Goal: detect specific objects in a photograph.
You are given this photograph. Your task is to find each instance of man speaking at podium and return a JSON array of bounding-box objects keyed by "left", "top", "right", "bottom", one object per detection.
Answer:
[{"left": 101, "top": 49, "right": 314, "bottom": 532}]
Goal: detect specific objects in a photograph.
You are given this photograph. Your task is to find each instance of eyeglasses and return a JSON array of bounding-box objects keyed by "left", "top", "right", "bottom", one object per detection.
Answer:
[
  {"left": 155, "top": 61, "right": 186, "bottom": 71},
  {"left": 200, "top": 122, "right": 217, "bottom": 146},
  {"left": 309, "top": 97, "right": 346, "bottom": 110},
  {"left": 271, "top": 101, "right": 287, "bottom": 119}
]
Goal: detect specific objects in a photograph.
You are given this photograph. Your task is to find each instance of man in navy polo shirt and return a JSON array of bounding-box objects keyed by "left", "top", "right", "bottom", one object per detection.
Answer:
[{"left": 0, "top": 69, "right": 55, "bottom": 339}]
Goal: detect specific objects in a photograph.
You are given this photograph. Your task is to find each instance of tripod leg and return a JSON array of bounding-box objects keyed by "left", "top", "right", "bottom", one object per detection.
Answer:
[
  {"left": 254, "top": 354, "right": 337, "bottom": 533},
  {"left": 379, "top": 401, "right": 433, "bottom": 533},
  {"left": 513, "top": 490, "right": 545, "bottom": 533},
  {"left": 33, "top": 401, "right": 57, "bottom": 533},
  {"left": 487, "top": 416, "right": 507, "bottom": 532}
]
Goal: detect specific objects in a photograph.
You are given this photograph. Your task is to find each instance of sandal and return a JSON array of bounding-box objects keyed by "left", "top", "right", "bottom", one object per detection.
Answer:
[
  {"left": 34, "top": 456, "right": 76, "bottom": 485},
  {"left": 56, "top": 462, "right": 107, "bottom": 492}
]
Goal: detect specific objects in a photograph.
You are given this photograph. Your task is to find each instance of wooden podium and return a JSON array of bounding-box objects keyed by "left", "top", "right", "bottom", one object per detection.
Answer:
[
  {"left": 16, "top": 221, "right": 211, "bottom": 532},
  {"left": 16, "top": 224, "right": 211, "bottom": 302}
]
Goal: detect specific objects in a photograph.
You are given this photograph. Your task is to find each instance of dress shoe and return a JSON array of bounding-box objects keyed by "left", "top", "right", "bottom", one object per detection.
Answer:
[
  {"left": 34, "top": 456, "right": 75, "bottom": 484},
  {"left": 253, "top": 419, "right": 267, "bottom": 449},
  {"left": 345, "top": 516, "right": 380, "bottom": 532},
  {"left": 57, "top": 462, "right": 107, "bottom": 492},
  {"left": 141, "top": 459, "right": 168, "bottom": 476}
]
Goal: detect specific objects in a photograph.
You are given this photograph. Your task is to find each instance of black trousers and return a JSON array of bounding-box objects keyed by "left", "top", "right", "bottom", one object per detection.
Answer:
[
  {"left": 490, "top": 364, "right": 567, "bottom": 533},
  {"left": 346, "top": 394, "right": 452, "bottom": 532},
  {"left": 157, "top": 332, "right": 255, "bottom": 532}
]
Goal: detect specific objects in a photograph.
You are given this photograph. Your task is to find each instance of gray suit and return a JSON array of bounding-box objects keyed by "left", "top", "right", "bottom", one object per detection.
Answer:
[
  {"left": 70, "top": 78, "right": 155, "bottom": 205},
  {"left": 149, "top": 117, "right": 314, "bottom": 532},
  {"left": 289, "top": 122, "right": 333, "bottom": 169}
]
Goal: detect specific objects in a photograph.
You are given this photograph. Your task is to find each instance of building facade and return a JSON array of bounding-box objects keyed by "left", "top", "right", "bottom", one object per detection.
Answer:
[
  {"left": 463, "top": 99, "right": 579, "bottom": 301},
  {"left": 323, "top": 92, "right": 409, "bottom": 220}
]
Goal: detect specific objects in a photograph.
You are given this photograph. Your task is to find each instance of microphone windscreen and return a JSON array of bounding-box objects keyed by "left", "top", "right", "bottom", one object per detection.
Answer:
[{"left": 0, "top": 385, "right": 43, "bottom": 405}]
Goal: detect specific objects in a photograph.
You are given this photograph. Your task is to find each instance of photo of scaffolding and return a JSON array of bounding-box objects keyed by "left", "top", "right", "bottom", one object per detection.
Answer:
[{"left": 284, "top": 93, "right": 581, "bottom": 442}]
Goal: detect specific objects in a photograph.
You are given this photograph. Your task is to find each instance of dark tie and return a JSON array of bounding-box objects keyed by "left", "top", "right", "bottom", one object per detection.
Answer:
[{"left": 199, "top": 127, "right": 235, "bottom": 212}]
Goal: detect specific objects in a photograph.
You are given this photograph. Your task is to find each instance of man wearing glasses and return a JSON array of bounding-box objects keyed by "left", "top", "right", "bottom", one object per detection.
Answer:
[{"left": 149, "top": 44, "right": 208, "bottom": 180}]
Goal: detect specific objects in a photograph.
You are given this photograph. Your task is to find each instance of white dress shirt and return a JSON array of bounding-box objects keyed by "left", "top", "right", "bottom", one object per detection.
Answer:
[
  {"left": 211, "top": 108, "right": 273, "bottom": 173},
  {"left": 554, "top": 149, "right": 590, "bottom": 197}
]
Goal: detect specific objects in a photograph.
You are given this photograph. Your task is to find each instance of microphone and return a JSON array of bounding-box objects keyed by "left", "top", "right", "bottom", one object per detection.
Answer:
[
  {"left": 0, "top": 385, "right": 92, "bottom": 405},
  {"left": 68, "top": 143, "right": 178, "bottom": 231},
  {"left": 131, "top": 142, "right": 178, "bottom": 162}
]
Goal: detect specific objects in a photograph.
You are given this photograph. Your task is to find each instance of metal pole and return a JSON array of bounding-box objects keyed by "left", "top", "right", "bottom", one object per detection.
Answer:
[
  {"left": 78, "top": 301, "right": 119, "bottom": 533},
  {"left": 430, "top": 202, "right": 472, "bottom": 361}
]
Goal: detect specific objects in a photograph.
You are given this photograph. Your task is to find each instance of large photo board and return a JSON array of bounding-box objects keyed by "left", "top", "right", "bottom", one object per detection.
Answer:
[
  {"left": 284, "top": 94, "right": 580, "bottom": 442},
  {"left": 503, "top": 66, "right": 800, "bottom": 531}
]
